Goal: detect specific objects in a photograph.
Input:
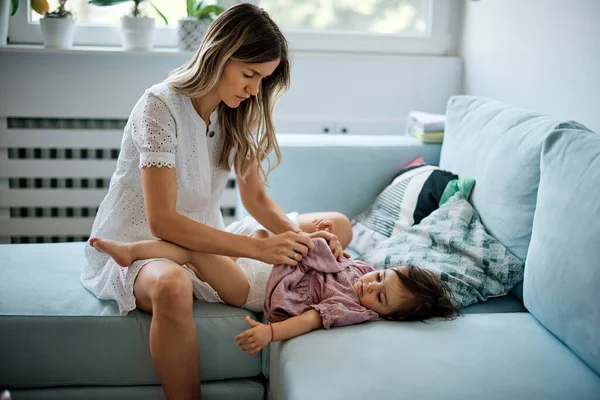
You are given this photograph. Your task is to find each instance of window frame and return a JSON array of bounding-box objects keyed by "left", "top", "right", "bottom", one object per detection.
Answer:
[{"left": 7, "top": 0, "right": 457, "bottom": 55}]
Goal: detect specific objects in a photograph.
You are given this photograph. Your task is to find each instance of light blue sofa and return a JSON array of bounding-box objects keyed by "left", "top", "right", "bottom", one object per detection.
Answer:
[{"left": 1, "top": 96, "right": 599, "bottom": 399}]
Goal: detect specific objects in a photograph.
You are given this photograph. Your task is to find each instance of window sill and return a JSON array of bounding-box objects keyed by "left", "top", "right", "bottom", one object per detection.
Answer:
[
  {"left": 0, "top": 44, "right": 192, "bottom": 57},
  {"left": 0, "top": 43, "right": 461, "bottom": 58},
  {"left": 276, "top": 134, "right": 438, "bottom": 147}
]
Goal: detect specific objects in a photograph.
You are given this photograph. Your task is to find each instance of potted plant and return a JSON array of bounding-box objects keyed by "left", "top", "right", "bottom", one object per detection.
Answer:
[
  {"left": 0, "top": 0, "right": 18, "bottom": 46},
  {"left": 36, "top": 0, "right": 75, "bottom": 49},
  {"left": 88, "top": 0, "right": 168, "bottom": 51},
  {"left": 1, "top": 0, "right": 74, "bottom": 48},
  {"left": 177, "top": 0, "right": 223, "bottom": 52}
]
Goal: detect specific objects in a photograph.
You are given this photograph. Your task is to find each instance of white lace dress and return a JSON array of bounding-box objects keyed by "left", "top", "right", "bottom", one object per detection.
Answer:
[{"left": 81, "top": 81, "right": 236, "bottom": 315}]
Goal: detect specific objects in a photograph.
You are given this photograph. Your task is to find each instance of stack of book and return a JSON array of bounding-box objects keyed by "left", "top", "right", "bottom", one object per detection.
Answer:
[{"left": 406, "top": 111, "right": 446, "bottom": 143}]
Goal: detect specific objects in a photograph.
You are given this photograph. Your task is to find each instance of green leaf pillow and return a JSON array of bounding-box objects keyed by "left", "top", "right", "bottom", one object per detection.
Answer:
[{"left": 358, "top": 192, "right": 524, "bottom": 308}]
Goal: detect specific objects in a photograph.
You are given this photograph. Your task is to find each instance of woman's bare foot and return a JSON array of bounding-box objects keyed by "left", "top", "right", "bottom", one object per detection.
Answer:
[{"left": 89, "top": 238, "right": 135, "bottom": 267}]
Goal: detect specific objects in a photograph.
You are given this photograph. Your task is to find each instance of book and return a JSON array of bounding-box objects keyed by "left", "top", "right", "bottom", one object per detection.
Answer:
[
  {"left": 411, "top": 127, "right": 444, "bottom": 143},
  {"left": 406, "top": 111, "right": 446, "bottom": 133}
]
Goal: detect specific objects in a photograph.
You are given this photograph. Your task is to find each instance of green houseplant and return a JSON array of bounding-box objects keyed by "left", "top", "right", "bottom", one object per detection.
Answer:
[
  {"left": 88, "top": 0, "right": 168, "bottom": 51},
  {"left": 186, "top": 0, "right": 223, "bottom": 20},
  {"left": 177, "top": 0, "right": 224, "bottom": 52}
]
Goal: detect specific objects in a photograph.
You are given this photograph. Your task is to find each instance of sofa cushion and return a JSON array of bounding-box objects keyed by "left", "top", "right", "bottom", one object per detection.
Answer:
[
  {"left": 7, "top": 379, "right": 265, "bottom": 400},
  {"left": 0, "top": 243, "right": 261, "bottom": 389},
  {"left": 460, "top": 294, "right": 526, "bottom": 314},
  {"left": 349, "top": 156, "right": 474, "bottom": 255},
  {"left": 440, "top": 96, "right": 590, "bottom": 300},
  {"left": 359, "top": 193, "right": 524, "bottom": 309},
  {"left": 269, "top": 313, "right": 600, "bottom": 400},
  {"left": 524, "top": 129, "right": 600, "bottom": 375}
]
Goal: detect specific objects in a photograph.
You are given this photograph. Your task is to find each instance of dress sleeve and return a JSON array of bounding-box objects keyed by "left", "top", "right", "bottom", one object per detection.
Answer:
[
  {"left": 311, "top": 298, "right": 379, "bottom": 329},
  {"left": 131, "top": 93, "right": 177, "bottom": 169}
]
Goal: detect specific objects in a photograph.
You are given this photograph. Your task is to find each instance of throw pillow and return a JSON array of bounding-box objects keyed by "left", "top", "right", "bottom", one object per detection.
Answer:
[
  {"left": 348, "top": 158, "right": 475, "bottom": 255},
  {"left": 358, "top": 192, "right": 524, "bottom": 309},
  {"left": 524, "top": 128, "right": 600, "bottom": 375}
]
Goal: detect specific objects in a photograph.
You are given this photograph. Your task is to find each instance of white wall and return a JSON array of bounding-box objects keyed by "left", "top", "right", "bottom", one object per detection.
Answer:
[
  {"left": 0, "top": 48, "right": 462, "bottom": 135},
  {"left": 0, "top": 47, "right": 461, "bottom": 242},
  {"left": 459, "top": 0, "right": 600, "bottom": 132}
]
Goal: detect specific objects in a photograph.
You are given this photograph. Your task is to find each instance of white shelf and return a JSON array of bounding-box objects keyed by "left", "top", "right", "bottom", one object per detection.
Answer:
[
  {"left": 0, "top": 44, "right": 191, "bottom": 57},
  {"left": 276, "top": 133, "right": 435, "bottom": 147}
]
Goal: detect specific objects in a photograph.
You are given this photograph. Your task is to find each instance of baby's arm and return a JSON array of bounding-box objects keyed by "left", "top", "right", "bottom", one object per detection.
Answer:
[{"left": 235, "top": 310, "right": 323, "bottom": 355}]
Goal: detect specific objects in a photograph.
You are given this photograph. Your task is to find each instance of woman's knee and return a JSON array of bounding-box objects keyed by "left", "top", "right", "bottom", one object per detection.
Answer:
[{"left": 135, "top": 261, "right": 193, "bottom": 315}]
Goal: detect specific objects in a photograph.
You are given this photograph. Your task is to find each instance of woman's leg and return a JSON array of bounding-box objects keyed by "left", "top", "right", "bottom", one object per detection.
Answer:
[
  {"left": 91, "top": 237, "right": 251, "bottom": 308},
  {"left": 133, "top": 260, "right": 200, "bottom": 400},
  {"left": 297, "top": 212, "right": 353, "bottom": 248}
]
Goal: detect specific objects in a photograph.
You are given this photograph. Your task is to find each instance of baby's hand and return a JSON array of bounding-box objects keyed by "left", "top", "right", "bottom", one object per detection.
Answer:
[
  {"left": 312, "top": 218, "right": 333, "bottom": 232},
  {"left": 234, "top": 316, "right": 272, "bottom": 356}
]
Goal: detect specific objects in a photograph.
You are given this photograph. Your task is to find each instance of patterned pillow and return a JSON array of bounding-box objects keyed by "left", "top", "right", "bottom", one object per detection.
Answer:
[
  {"left": 358, "top": 193, "right": 524, "bottom": 309},
  {"left": 348, "top": 157, "right": 475, "bottom": 255}
]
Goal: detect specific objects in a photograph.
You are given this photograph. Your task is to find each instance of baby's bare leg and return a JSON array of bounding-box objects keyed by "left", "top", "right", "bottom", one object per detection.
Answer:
[
  {"left": 90, "top": 238, "right": 193, "bottom": 267},
  {"left": 252, "top": 229, "right": 271, "bottom": 239},
  {"left": 297, "top": 212, "right": 352, "bottom": 248},
  {"left": 186, "top": 252, "right": 250, "bottom": 308},
  {"left": 184, "top": 229, "right": 270, "bottom": 307},
  {"left": 92, "top": 237, "right": 251, "bottom": 307}
]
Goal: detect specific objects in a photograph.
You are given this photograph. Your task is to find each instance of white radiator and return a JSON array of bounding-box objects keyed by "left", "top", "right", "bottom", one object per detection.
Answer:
[{"left": 0, "top": 117, "right": 238, "bottom": 244}]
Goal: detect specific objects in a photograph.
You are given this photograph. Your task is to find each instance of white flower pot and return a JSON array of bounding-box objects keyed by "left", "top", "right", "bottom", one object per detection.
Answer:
[
  {"left": 40, "top": 16, "right": 75, "bottom": 49},
  {"left": 120, "top": 15, "right": 155, "bottom": 51},
  {"left": 1, "top": 0, "right": 12, "bottom": 46},
  {"left": 177, "top": 17, "right": 211, "bottom": 52}
]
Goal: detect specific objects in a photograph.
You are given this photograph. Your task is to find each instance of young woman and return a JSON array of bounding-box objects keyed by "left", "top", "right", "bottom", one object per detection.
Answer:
[{"left": 81, "top": 4, "right": 350, "bottom": 399}]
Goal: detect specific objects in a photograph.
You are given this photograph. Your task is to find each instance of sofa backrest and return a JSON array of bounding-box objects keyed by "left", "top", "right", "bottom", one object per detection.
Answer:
[
  {"left": 439, "top": 96, "right": 587, "bottom": 299},
  {"left": 440, "top": 96, "right": 570, "bottom": 261},
  {"left": 262, "top": 135, "right": 442, "bottom": 220},
  {"left": 524, "top": 128, "right": 600, "bottom": 376}
]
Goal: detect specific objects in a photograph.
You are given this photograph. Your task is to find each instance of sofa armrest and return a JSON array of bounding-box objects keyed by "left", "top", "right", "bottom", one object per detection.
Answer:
[{"left": 238, "top": 134, "right": 442, "bottom": 220}]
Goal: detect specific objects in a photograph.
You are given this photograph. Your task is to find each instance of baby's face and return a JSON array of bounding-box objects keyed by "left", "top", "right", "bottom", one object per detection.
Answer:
[{"left": 353, "top": 267, "right": 408, "bottom": 316}]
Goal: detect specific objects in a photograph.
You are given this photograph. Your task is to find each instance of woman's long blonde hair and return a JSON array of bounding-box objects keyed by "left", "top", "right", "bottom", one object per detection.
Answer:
[{"left": 167, "top": 3, "right": 290, "bottom": 183}]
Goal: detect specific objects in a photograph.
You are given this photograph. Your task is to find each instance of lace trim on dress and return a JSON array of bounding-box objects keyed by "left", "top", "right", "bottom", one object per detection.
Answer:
[{"left": 139, "top": 152, "right": 176, "bottom": 169}]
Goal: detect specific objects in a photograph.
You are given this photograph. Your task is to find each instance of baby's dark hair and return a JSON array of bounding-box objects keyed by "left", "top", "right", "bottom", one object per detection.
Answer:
[{"left": 386, "top": 265, "right": 460, "bottom": 322}]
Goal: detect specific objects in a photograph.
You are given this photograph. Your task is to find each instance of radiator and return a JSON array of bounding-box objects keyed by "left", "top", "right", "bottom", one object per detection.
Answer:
[{"left": 0, "top": 117, "right": 238, "bottom": 244}]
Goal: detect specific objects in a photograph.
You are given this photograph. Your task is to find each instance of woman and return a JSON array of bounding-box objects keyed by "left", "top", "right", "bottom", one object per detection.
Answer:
[{"left": 81, "top": 3, "right": 351, "bottom": 399}]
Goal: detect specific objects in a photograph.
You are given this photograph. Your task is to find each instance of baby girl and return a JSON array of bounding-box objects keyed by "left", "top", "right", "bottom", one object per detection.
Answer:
[{"left": 90, "top": 219, "right": 458, "bottom": 355}]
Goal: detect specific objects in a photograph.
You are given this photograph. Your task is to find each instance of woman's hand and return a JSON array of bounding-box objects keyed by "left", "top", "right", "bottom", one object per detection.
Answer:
[
  {"left": 255, "top": 231, "right": 313, "bottom": 265},
  {"left": 309, "top": 218, "right": 350, "bottom": 261},
  {"left": 235, "top": 316, "right": 272, "bottom": 355},
  {"left": 308, "top": 230, "right": 350, "bottom": 261}
]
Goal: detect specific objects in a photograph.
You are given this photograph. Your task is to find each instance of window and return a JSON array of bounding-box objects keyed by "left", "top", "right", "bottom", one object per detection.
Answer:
[
  {"left": 8, "top": 0, "right": 456, "bottom": 54},
  {"left": 30, "top": 0, "right": 186, "bottom": 26},
  {"left": 260, "top": 0, "right": 430, "bottom": 36},
  {"left": 9, "top": 0, "right": 189, "bottom": 47},
  {"left": 258, "top": 0, "right": 455, "bottom": 53}
]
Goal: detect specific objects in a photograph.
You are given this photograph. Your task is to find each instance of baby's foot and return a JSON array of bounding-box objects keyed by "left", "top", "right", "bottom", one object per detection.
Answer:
[{"left": 89, "top": 238, "right": 135, "bottom": 267}]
